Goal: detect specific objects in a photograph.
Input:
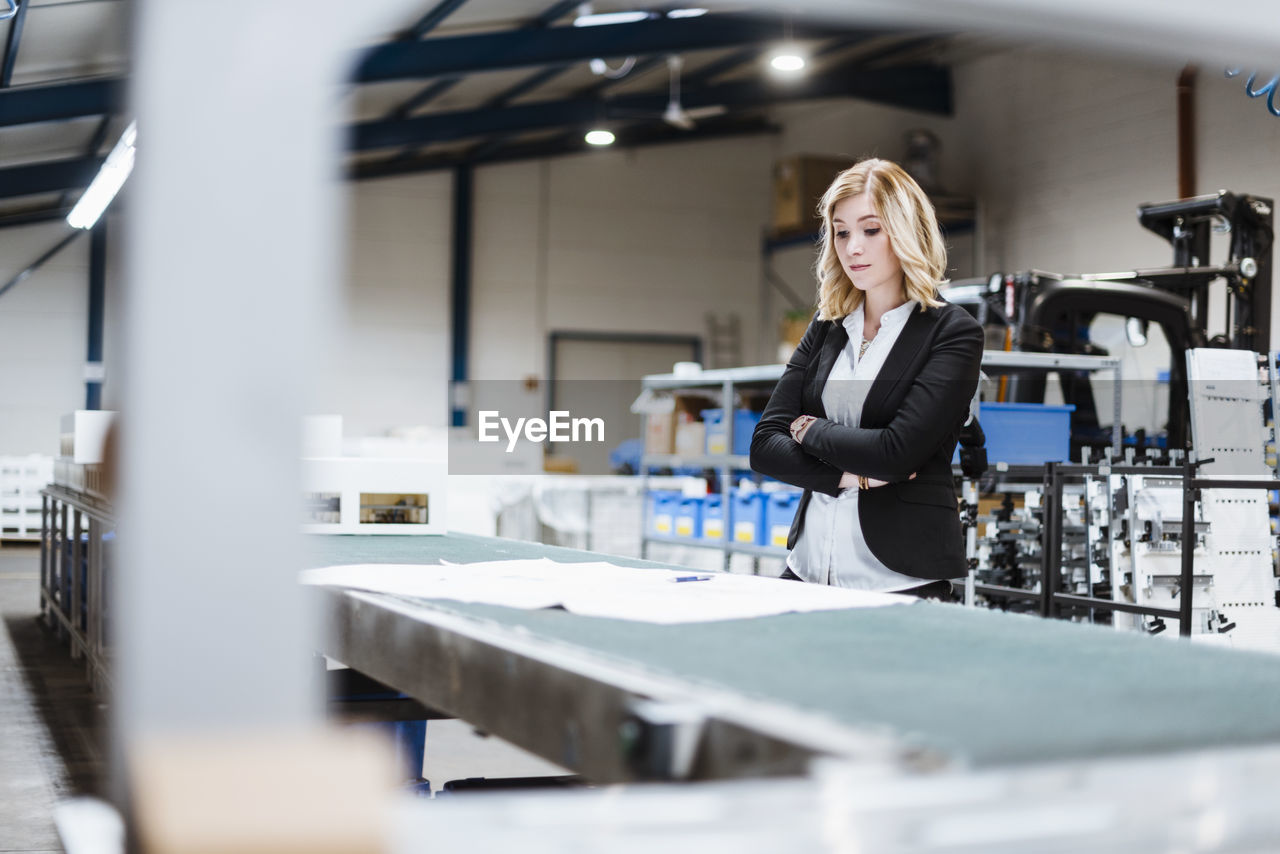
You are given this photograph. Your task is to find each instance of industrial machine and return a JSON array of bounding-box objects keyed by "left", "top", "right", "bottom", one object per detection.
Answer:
[
  {"left": 948, "top": 192, "right": 1280, "bottom": 650},
  {"left": 946, "top": 190, "right": 1273, "bottom": 454}
]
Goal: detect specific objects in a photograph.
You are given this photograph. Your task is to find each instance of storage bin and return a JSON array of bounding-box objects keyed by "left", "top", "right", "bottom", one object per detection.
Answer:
[
  {"left": 701, "top": 494, "right": 725, "bottom": 540},
  {"left": 730, "top": 490, "right": 767, "bottom": 545},
  {"left": 648, "top": 491, "right": 681, "bottom": 537},
  {"left": 955, "top": 402, "right": 1076, "bottom": 465},
  {"left": 674, "top": 496, "right": 703, "bottom": 539},
  {"left": 702, "top": 409, "right": 763, "bottom": 456},
  {"left": 765, "top": 492, "right": 802, "bottom": 548}
]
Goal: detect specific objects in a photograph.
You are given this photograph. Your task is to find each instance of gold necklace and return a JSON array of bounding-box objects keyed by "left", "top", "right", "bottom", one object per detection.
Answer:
[{"left": 859, "top": 337, "right": 872, "bottom": 359}]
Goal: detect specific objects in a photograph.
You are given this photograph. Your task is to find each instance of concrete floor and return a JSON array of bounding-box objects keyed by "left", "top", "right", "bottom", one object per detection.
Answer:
[
  {"left": 1, "top": 544, "right": 104, "bottom": 854},
  {"left": 0, "top": 542, "right": 569, "bottom": 853}
]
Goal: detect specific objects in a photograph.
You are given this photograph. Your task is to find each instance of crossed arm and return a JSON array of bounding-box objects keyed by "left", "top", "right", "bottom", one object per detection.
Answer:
[{"left": 750, "top": 312, "right": 983, "bottom": 491}]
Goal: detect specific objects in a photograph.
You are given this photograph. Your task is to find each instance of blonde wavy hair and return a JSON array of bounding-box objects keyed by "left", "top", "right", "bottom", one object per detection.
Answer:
[{"left": 815, "top": 158, "right": 947, "bottom": 320}]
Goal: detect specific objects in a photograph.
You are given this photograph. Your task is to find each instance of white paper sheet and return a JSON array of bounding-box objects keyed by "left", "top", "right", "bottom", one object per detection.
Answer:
[{"left": 300, "top": 559, "right": 909, "bottom": 624}]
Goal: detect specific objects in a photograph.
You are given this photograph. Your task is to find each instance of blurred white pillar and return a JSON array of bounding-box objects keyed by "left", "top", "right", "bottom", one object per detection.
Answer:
[{"left": 116, "top": 0, "right": 414, "bottom": 783}]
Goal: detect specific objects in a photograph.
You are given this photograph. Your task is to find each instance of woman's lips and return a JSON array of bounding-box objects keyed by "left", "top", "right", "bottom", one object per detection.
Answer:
[{"left": 849, "top": 264, "right": 869, "bottom": 271}]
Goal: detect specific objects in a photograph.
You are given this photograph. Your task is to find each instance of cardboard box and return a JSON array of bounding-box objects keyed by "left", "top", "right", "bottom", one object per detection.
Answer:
[
  {"left": 674, "top": 421, "right": 706, "bottom": 457},
  {"left": 643, "top": 394, "right": 716, "bottom": 455},
  {"left": 772, "top": 155, "right": 853, "bottom": 234}
]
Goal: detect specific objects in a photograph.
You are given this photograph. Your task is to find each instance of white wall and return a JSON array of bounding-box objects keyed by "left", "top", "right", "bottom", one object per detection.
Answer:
[
  {"left": 471, "top": 136, "right": 774, "bottom": 383},
  {"left": 323, "top": 137, "right": 775, "bottom": 440},
  {"left": 315, "top": 171, "right": 452, "bottom": 436},
  {"left": 953, "top": 45, "right": 1184, "bottom": 276},
  {"left": 0, "top": 222, "right": 91, "bottom": 455}
]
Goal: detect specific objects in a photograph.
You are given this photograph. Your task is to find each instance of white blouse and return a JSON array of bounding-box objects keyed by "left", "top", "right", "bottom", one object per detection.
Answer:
[{"left": 785, "top": 299, "right": 925, "bottom": 591}]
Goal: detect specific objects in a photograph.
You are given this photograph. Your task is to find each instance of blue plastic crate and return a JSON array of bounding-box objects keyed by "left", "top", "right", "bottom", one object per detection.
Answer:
[
  {"left": 765, "top": 492, "right": 802, "bottom": 548},
  {"left": 959, "top": 402, "right": 1076, "bottom": 465},
  {"left": 701, "top": 409, "right": 763, "bottom": 457},
  {"left": 674, "top": 496, "right": 703, "bottom": 539},
  {"left": 647, "top": 491, "right": 682, "bottom": 537},
  {"left": 701, "top": 494, "right": 725, "bottom": 540},
  {"left": 730, "top": 490, "right": 767, "bottom": 545}
]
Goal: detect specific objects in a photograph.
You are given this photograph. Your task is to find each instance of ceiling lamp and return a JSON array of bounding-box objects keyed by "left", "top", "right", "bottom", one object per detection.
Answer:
[
  {"left": 770, "top": 48, "right": 807, "bottom": 73},
  {"left": 68, "top": 120, "right": 137, "bottom": 230},
  {"left": 585, "top": 129, "right": 616, "bottom": 146}
]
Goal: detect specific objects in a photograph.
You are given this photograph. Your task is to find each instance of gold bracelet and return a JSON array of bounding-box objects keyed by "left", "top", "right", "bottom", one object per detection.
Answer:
[{"left": 858, "top": 475, "right": 869, "bottom": 490}]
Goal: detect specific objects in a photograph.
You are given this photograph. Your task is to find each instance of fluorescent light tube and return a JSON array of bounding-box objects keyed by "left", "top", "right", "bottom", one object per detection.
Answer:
[
  {"left": 68, "top": 121, "right": 137, "bottom": 230},
  {"left": 574, "top": 10, "right": 650, "bottom": 26}
]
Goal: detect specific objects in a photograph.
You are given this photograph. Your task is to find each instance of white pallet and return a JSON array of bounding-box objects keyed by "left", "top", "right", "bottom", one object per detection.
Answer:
[{"left": 0, "top": 455, "right": 52, "bottom": 539}]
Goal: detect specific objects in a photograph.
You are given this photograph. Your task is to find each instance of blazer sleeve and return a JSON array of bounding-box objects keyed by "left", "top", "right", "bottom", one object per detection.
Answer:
[
  {"left": 749, "top": 314, "right": 844, "bottom": 497},
  {"left": 799, "top": 311, "right": 983, "bottom": 482}
]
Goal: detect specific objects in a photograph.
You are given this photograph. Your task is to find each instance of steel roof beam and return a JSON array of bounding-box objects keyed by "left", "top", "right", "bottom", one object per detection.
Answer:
[
  {"left": 528, "top": 0, "right": 581, "bottom": 28},
  {"left": 484, "top": 63, "right": 572, "bottom": 107},
  {"left": 0, "top": 156, "right": 103, "bottom": 198},
  {"left": 385, "top": 0, "right": 582, "bottom": 120},
  {"left": 1, "top": 0, "right": 30, "bottom": 88},
  {"left": 55, "top": 114, "right": 113, "bottom": 208},
  {"left": 352, "top": 115, "right": 780, "bottom": 181},
  {"left": 0, "top": 18, "right": 889, "bottom": 129},
  {"left": 459, "top": 55, "right": 665, "bottom": 163},
  {"left": 0, "top": 78, "right": 124, "bottom": 127},
  {"left": 0, "top": 203, "right": 73, "bottom": 229},
  {"left": 399, "top": 0, "right": 470, "bottom": 41},
  {"left": 352, "top": 63, "right": 950, "bottom": 151},
  {"left": 356, "top": 14, "right": 877, "bottom": 82},
  {"left": 389, "top": 76, "right": 463, "bottom": 119},
  {"left": 684, "top": 46, "right": 762, "bottom": 86}
]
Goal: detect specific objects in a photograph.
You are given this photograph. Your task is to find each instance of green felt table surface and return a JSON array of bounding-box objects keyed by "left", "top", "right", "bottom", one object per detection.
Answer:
[{"left": 310, "top": 533, "right": 1280, "bottom": 768}]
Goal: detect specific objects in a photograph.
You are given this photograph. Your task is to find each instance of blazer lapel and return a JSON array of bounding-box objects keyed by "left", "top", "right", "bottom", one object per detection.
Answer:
[
  {"left": 861, "top": 306, "right": 936, "bottom": 421},
  {"left": 807, "top": 319, "right": 848, "bottom": 418}
]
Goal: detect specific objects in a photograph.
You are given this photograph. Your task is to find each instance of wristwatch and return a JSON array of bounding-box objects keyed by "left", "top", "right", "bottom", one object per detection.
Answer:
[{"left": 789, "top": 415, "right": 817, "bottom": 443}]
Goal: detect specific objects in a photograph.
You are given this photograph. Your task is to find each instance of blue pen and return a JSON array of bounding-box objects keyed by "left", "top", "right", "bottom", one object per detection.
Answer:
[{"left": 671, "top": 575, "right": 713, "bottom": 583}]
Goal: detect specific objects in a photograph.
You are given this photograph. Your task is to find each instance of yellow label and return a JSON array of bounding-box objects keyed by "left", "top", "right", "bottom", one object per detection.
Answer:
[
  {"left": 734, "top": 522, "right": 756, "bottom": 542},
  {"left": 708, "top": 436, "right": 727, "bottom": 454},
  {"left": 655, "top": 514, "right": 672, "bottom": 535},
  {"left": 703, "top": 520, "right": 723, "bottom": 539},
  {"left": 675, "top": 517, "right": 694, "bottom": 537},
  {"left": 771, "top": 524, "right": 789, "bottom": 547}
]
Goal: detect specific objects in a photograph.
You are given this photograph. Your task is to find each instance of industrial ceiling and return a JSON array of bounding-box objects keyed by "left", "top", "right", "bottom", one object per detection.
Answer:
[{"left": 0, "top": 0, "right": 953, "bottom": 228}]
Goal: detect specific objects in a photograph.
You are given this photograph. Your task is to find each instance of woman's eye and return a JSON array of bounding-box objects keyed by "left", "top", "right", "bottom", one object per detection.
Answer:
[
  {"left": 864, "top": 228, "right": 881, "bottom": 236},
  {"left": 835, "top": 230, "right": 849, "bottom": 238}
]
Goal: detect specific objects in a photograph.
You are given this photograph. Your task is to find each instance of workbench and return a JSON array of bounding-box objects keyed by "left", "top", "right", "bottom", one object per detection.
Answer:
[{"left": 310, "top": 533, "right": 1280, "bottom": 783}]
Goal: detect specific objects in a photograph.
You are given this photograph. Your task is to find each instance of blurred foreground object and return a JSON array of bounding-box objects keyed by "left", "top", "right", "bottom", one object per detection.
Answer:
[{"left": 130, "top": 727, "right": 395, "bottom": 854}]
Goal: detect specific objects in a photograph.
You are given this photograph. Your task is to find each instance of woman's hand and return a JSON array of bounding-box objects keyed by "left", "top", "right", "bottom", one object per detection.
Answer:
[{"left": 838, "top": 471, "right": 917, "bottom": 490}]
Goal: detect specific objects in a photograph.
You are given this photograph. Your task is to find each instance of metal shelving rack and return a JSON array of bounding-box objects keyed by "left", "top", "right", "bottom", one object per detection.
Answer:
[
  {"left": 40, "top": 483, "right": 114, "bottom": 695},
  {"left": 639, "top": 364, "right": 789, "bottom": 568}
]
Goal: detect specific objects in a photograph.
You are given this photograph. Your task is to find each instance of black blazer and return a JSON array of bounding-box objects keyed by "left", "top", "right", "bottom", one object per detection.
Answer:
[{"left": 749, "top": 301, "right": 983, "bottom": 580}]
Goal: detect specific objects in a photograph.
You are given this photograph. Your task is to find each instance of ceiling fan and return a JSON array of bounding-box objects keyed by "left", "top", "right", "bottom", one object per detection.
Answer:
[{"left": 660, "top": 55, "right": 727, "bottom": 130}]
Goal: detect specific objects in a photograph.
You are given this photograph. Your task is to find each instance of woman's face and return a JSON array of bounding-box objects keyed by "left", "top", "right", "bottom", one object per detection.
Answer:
[{"left": 831, "top": 193, "right": 904, "bottom": 302}]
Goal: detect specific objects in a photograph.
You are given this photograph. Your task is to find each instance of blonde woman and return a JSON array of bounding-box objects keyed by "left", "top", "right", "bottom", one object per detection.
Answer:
[{"left": 750, "top": 158, "right": 982, "bottom": 598}]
